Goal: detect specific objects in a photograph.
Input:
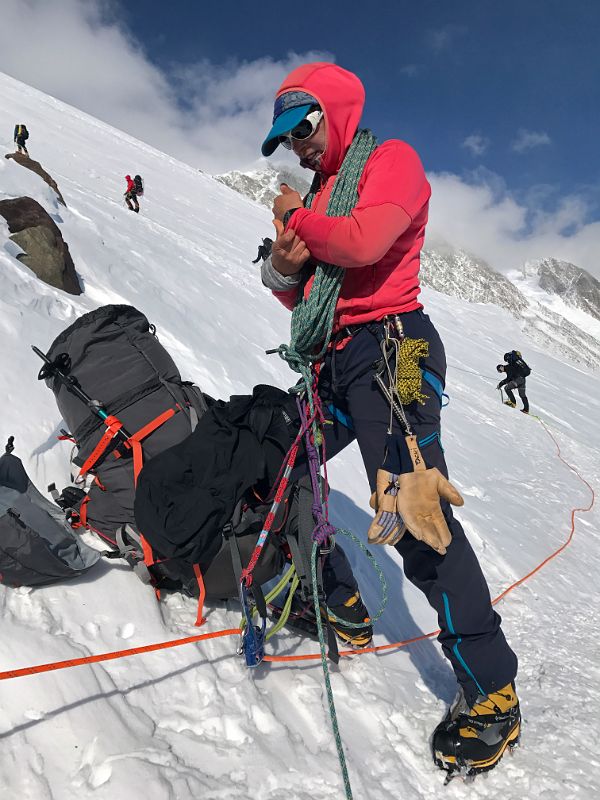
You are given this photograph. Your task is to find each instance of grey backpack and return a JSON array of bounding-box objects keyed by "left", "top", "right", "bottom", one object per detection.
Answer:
[
  {"left": 41, "top": 304, "right": 208, "bottom": 548},
  {"left": 0, "top": 438, "right": 101, "bottom": 587}
]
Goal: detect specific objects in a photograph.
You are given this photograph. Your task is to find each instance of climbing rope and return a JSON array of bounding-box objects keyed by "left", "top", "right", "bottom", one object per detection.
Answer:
[
  {"left": 311, "top": 539, "right": 354, "bottom": 800},
  {"left": 275, "top": 129, "right": 377, "bottom": 405}
]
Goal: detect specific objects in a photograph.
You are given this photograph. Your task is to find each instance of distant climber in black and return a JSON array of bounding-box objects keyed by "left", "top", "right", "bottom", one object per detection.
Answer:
[
  {"left": 124, "top": 174, "right": 143, "bottom": 213},
  {"left": 497, "top": 350, "right": 531, "bottom": 413},
  {"left": 14, "top": 124, "right": 29, "bottom": 155},
  {"left": 252, "top": 237, "right": 273, "bottom": 263}
]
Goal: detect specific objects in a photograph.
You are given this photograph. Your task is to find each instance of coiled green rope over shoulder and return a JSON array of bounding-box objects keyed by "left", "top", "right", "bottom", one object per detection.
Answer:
[{"left": 276, "top": 129, "right": 378, "bottom": 390}]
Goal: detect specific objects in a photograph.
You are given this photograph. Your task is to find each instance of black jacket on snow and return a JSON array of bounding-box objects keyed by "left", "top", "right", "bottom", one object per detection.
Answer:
[
  {"left": 498, "top": 363, "right": 526, "bottom": 387},
  {"left": 14, "top": 125, "right": 28, "bottom": 141},
  {"left": 134, "top": 385, "right": 299, "bottom": 567}
]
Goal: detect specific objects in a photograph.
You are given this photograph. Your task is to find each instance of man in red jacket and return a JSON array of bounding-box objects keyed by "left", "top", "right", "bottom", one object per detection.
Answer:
[
  {"left": 124, "top": 174, "right": 140, "bottom": 213},
  {"left": 260, "top": 62, "right": 520, "bottom": 779}
]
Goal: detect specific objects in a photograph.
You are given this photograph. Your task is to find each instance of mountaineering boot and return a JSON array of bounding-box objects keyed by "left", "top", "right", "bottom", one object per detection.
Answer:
[
  {"left": 328, "top": 591, "right": 373, "bottom": 648},
  {"left": 432, "top": 682, "right": 520, "bottom": 780},
  {"left": 520, "top": 409, "right": 529, "bottom": 414},
  {"left": 271, "top": 590, "right": 373, "bottom": 647},
  {"left": 504, "top": 400, "right": 516, "bottom": 408}
]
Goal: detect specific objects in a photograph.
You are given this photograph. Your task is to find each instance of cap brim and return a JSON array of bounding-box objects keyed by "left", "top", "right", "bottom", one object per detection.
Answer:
[{"left": 261, "top": 104, "right": 313, "bottom": 157}]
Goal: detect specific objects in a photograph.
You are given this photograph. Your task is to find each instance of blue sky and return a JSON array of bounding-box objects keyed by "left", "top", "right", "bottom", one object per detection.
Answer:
[
  {"left": 119, "top": 0, "right": 600, "bottom": 214},
  {"left": 1, "top": 0, "right": 599, "bottom": 274}
]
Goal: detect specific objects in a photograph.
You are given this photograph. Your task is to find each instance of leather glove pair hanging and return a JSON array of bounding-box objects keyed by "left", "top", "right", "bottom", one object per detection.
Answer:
[{"left": 367, "top": 435, "right": 464, "bottom": 555}]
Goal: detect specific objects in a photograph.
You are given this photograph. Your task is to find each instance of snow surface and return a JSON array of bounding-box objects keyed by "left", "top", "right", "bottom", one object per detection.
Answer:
[{"left": 1, "top": 71, "right": 599, "bottom": 799}]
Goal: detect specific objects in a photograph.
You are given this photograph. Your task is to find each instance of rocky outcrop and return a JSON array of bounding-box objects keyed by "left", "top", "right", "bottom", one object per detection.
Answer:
[
  {"left": 0, "top": 197, "right": 81, "bottom": 295},
  {"left": 4, "top": 152, "right": 66, "bottom": 206}
]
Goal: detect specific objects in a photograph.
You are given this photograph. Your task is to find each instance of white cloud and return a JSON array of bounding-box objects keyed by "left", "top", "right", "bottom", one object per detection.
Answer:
[
  {"left": 399, "top": 64, "right": 420, "bottom": 77},
  {"left": 462, "top": 134, "right": 490, "bottom": 157},
  {"left": 427, "top": 171, "right": 600, "bottom": 279},
  {"left": 511, "top": 128, "right": 552, "bottom": 153},
  {"left": 427, "top": 25, "right": 467, "bottom": 53},
  {"left": 0, "top": 0, "right": 331, "bottom": 172}
]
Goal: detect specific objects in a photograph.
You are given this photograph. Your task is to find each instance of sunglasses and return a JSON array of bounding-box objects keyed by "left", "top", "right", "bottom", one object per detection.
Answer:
[{"left": 279, "top": 109, "right": 323, "bottom": 149}]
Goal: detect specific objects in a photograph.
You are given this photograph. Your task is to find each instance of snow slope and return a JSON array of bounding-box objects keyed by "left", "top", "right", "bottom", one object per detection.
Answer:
[{"left": 1, "top": 71, "right": 599, "bottom": 800}]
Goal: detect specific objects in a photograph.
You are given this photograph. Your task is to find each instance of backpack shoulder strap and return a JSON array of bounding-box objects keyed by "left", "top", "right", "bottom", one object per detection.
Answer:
[{"left": 285, "top": 475, "right": 323, "bottom": 602}]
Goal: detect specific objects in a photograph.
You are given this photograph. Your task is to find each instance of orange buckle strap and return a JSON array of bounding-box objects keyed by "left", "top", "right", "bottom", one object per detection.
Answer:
[
  {"left": 71, "top": 494, "right": 90, "bottom": 529},
  {"left": 127, "top": 407, "right": 178, "bottom": 486},
  {"left": 78, "top": 415, "right": 124, "bottom": 477},
  {"left": 193, "top": 564, "right": 207, "bottom": 627}
]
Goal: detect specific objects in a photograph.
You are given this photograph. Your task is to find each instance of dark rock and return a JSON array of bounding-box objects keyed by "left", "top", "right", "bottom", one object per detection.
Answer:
[
  {"left": 0, "top": 197, "right": 81, "bottom": 295},
  {"left": 4, "top": 152, "right": 67, "bottom": 206}
]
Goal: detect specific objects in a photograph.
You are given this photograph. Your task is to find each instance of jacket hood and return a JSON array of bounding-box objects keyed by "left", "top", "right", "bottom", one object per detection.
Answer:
[{"left": 276, "top": 62, "right": 365, "bottom": 176}]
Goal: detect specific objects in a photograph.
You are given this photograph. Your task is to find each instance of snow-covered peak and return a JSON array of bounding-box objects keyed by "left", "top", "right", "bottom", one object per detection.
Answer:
[
  {"left": 216, "top": 162, "right": 311, "bottom": 209},
  {"left": 521, "top": 257, "right": 600, "bottom": 321},
  {"left": 421, "top": 246, "right": 528, "bottom": 313}
]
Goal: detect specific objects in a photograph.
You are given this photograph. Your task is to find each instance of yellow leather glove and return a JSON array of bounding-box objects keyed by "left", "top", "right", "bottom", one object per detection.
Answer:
[{"left": 395, "top": 436, "right": 464, "bottom": 555}]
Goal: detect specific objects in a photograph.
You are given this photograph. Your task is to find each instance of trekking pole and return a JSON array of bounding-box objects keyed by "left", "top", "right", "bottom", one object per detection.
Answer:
[{"left": 31, "top": 346, "right": 133, "bottom": 446}]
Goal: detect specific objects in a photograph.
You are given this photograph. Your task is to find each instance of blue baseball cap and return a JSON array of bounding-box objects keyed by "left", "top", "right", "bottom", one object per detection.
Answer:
[{"left": 261, "top": 91, "right": 318, "bottom": 157}]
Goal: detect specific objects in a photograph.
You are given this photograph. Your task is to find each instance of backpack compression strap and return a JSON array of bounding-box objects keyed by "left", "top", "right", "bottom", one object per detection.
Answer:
[{"left": 77, "top": 406, "right": 181, "bottom": 482}]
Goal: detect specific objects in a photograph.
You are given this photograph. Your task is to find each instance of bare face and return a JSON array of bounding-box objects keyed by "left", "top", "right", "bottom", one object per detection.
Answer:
[{"left": 291, "top": 117, "right": 327, "bottom": 172}]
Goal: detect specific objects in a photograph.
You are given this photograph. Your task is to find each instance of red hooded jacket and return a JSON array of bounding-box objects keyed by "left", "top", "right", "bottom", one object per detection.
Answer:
[
  {"left": 125, "top": 175, "right": 136, "bottom": 193},
  {"left": 272, "top": 63, "right": 431, "bottom": 330}
]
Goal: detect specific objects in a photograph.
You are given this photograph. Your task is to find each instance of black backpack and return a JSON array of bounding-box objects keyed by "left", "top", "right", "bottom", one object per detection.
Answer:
[
  {"left": 0, "top": 438, "right": 101, "bottom": 588},
  {"left": 133, "top": 383, "right": 322, "bottom": 604},
  {"left": 133, "top": 175, "right": 144, "bottom": 195},
  {"left": 505, "top": 350, "right": 531, "bottom": 378}
]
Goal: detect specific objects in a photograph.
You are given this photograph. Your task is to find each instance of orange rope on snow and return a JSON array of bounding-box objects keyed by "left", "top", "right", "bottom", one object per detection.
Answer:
[
  {"left": 0, "top": 417, "right": 595, "bottom": 680},
  {"left": 491, "top": 417, "right": 595, "bottom": 606},
  {"left": 0, "top": 629, "right": 239, "bottom": 682}
]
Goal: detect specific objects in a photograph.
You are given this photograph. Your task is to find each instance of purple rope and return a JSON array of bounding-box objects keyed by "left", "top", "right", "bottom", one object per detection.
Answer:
[{"left": 297, "top": 396, "right": 335, "bottom": 546}]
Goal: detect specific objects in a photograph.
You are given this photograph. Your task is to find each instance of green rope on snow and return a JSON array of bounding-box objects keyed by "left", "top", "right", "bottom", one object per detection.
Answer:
[
  {"left": 311, "top": 539, "right": 354, "bottom": 800},
  {"left": 309, "top": 532, "right": 388, "bottom": 800}
]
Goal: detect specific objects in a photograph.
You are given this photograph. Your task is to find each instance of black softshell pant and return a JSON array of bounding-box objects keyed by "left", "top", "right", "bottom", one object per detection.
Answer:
[
  {"left": 317, "top": 309, "right": 518, "bottom": 702},
  {"left": 504, "top": 378, "right": 529, "bottom": 412}
]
